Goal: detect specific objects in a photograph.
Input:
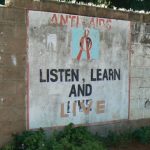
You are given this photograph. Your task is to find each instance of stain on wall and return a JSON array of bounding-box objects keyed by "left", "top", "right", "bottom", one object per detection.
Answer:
[{"left": 130, "top": 22, "right": 150, "bottom": 120}]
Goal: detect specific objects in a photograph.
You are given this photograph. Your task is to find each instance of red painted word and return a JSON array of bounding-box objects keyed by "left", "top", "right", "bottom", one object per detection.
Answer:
[
  {"left": 50, "top": 13, "right": 112, "bottom": 30},
  {"left": 89, "top": 17, "right": 112, "bottom": 30},
  {"left": 50, "top": 14, "right": 79, "bottom": 27}
]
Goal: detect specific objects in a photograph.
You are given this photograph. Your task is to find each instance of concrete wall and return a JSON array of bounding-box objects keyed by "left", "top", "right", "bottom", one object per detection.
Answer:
[
  {"left": 0, "top": 0, "right": 150, "bottom": 146},
  {"left": 130, "top": 22, "right": 150, "bottom": 119},
  {"left": 0, "top": 8, "right": 26, "bottom": 146}
]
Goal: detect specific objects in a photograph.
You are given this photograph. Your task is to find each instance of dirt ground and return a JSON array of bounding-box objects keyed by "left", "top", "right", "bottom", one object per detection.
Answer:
[{"left": 109, "top": 142, "right": 150, "bottom": 150}]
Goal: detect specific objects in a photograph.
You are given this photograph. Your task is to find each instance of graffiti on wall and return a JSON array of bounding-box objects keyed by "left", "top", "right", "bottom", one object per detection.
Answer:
[
  {"left": 145, "top": 99, "right": 150, "bottom": 109},
  {"left": 27, "top": 11, "right": 130, "bottom": 129}
]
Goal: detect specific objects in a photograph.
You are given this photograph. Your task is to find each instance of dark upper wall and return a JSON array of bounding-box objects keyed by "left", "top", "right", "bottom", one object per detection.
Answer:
[{"left": 6, "top": 0, "right": 150, "bottom": 23}]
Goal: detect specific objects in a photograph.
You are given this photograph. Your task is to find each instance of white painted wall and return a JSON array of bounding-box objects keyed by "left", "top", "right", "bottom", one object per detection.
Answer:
[{"left": 27, "top": 10, "right": 130, "bottom": 129}]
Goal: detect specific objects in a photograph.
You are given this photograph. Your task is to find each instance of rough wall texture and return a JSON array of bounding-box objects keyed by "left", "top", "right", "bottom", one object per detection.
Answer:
[
  {"left": 6, "top": 0, "right": 150, "bottom": 23},
  {"left": 0, "top": 8, "right": 26, "bottom": 146},
  {"left": 0, "top": 0, "right": 150, "bottom": 147},
  {"left": 130, "top": 22, "right": 150, "bottom": 119}
]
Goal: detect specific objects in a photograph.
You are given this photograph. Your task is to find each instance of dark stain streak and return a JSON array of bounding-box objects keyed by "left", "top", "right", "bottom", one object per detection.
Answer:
[
  {"left": 145, "top": 99, "right": 150, "bottom": 108},
  {"left": 140, "top": 34, "right": 150, "bottom": 44}
]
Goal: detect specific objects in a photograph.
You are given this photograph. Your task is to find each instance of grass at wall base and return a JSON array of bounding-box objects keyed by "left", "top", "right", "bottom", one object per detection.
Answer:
[{"left": 1, "top": 123, "right": 150, "bottom": 150}]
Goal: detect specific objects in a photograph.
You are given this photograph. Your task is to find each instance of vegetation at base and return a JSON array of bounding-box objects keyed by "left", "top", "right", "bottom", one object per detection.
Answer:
[
  {"left": 101, "top": 129, "right": 133, "bottom": 147},
  {"left": 133, "top": 126, "right": 150, "bottom": 144},
  {"left": 0, "top": 123, "right": 106, "bottom": 150},
  {"left": 48, "top": 123, "right": 106, "bottom": 150},
  {"left": 1, "top": 123, "right": 150, "bottom": 150}
]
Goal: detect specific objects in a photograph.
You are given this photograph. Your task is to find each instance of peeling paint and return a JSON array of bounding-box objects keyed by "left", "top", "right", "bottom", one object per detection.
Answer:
[
  {"left": 11, "top": 55, "right": 17, "bottom": 66},
  {"left": 0, "top": 97, "right": 4, "bottom": 103},
  {"left": 130, "top": 22, "right": 150, "bottom": 120},
  {"left": 47, "top": 34, "right": 57, "bottom": 51}
]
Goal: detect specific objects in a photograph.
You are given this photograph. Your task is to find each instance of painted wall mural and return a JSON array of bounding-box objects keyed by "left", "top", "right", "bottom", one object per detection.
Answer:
[{"left": 27, "top": 11, "right": 130, "bottom": 129}]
